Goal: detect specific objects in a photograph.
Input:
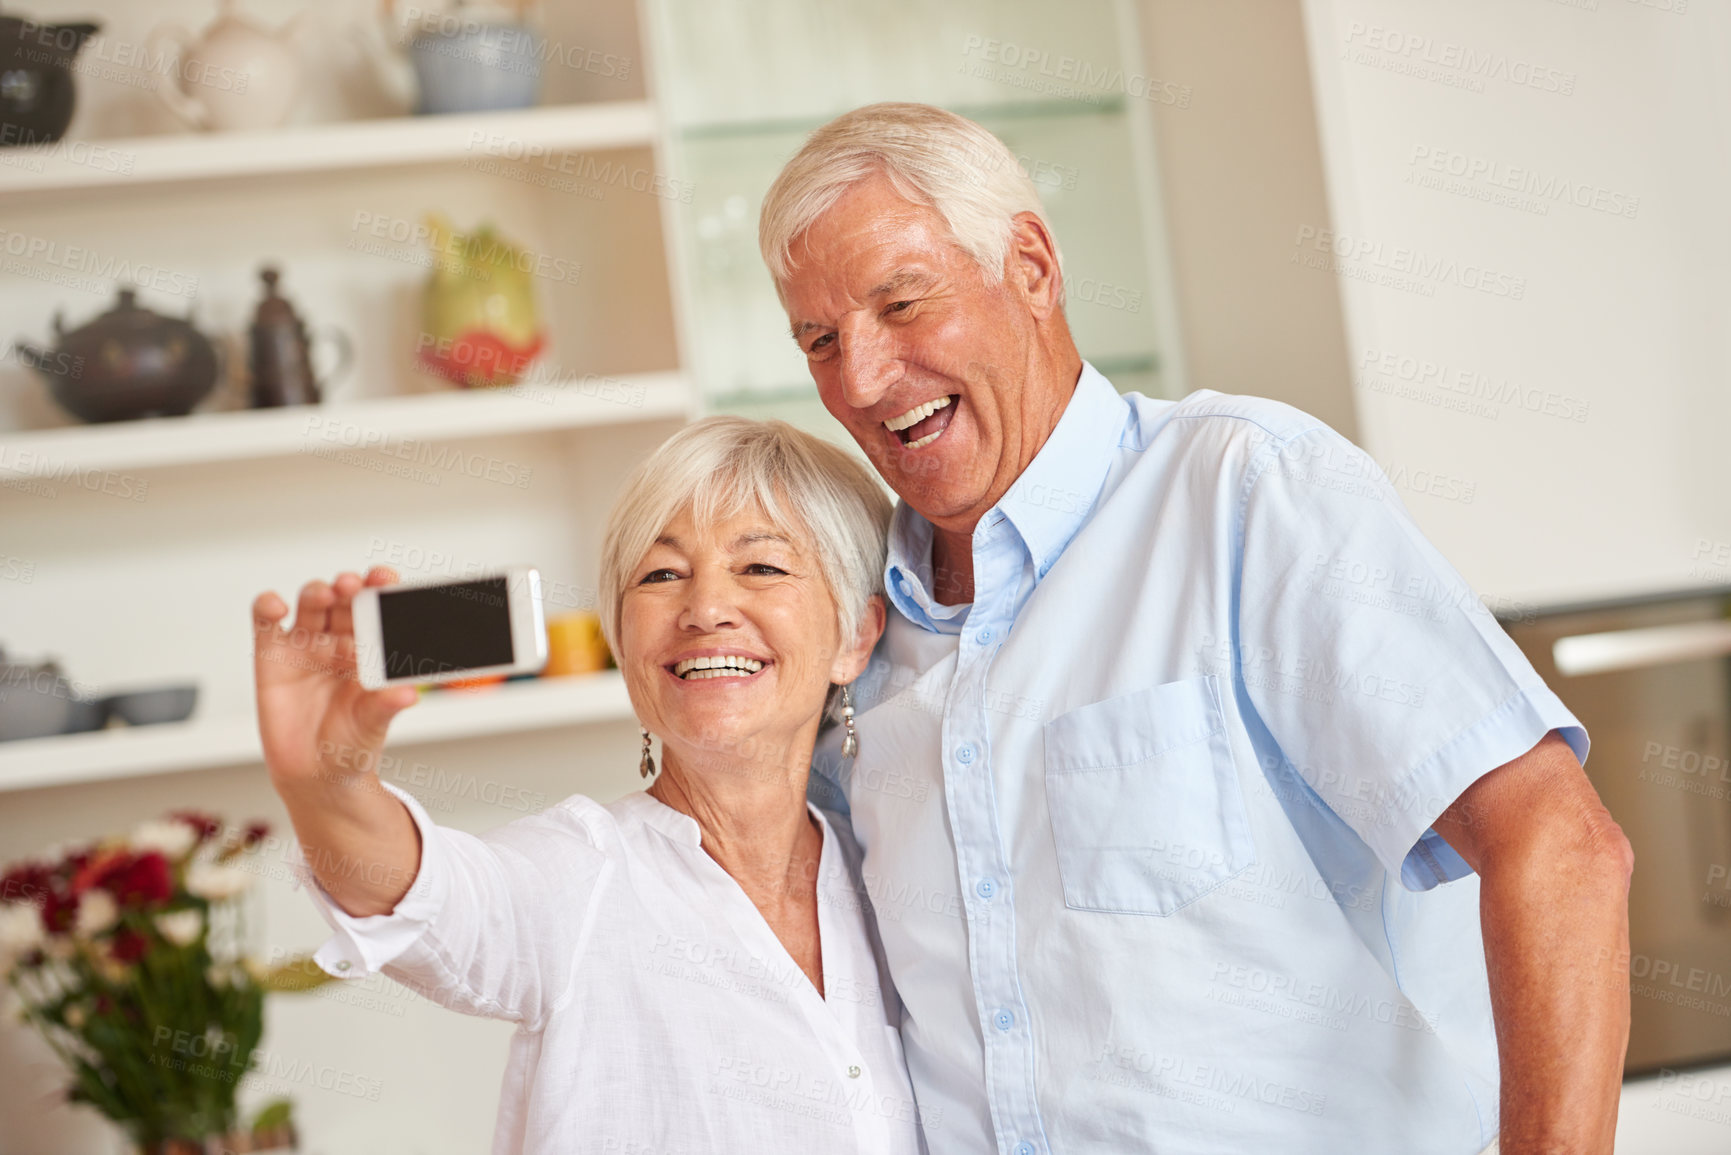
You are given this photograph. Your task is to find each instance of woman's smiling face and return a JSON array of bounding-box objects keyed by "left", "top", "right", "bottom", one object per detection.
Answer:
[{"left": 619, "top": 501, "right": 879, "bottom": 771}]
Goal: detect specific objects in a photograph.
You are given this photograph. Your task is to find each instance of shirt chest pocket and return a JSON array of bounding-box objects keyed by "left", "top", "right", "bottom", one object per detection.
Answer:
[{"left": 1042, "top": 675, "right": 1255, "bottom": 917}]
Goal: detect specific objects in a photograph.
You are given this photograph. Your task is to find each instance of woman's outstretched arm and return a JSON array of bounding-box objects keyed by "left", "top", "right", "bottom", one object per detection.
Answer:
[{"left": 252, "top": 567, "right": 423, "bottom": 917}]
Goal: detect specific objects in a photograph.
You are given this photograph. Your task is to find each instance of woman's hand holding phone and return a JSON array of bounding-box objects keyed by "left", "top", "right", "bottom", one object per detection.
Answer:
[{"left": 251, "top": 567, "right": 424, "bottom": 917}]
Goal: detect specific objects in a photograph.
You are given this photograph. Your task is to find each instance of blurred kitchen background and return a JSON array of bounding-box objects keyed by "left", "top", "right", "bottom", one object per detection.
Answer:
[{"left": 0, "top": 0, "right": 1725, "bottom": 1151}]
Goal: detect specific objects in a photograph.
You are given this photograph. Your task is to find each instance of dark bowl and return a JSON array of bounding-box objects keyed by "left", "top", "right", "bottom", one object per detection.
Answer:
[
  {"left": 0, "top": 666, "right": 106, "bottom": 741},
  {"left": 103, "top": 683, "right": 198, "bottom": 726},
  {"left": 0, "top": 677, "right": 74, "bottom": 740},
  {"left": 60, "top": 694, "right": 109, "bottom": 733}
]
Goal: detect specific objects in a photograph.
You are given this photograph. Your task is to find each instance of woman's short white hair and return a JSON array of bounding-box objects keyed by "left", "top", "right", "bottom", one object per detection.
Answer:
[
  {"left": 759, "top": 101, "right": 1061, "bottom": 290},
  {"left": 599, "top": 417, "right": 892, "bottom": 661}
]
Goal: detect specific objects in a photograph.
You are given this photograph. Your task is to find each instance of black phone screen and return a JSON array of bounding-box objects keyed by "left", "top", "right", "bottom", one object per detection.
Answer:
[{"left": 378, "top": 577, "right": 515, "bottom": 680}]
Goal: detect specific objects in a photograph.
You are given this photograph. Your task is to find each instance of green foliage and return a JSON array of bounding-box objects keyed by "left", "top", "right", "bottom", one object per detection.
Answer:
[{"left": 1, "top": 813, "right": 326, "bottom": 1148}]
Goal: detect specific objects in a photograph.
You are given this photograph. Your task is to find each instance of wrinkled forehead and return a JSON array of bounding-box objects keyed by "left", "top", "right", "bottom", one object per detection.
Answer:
[{"left": 777, "top": 179, "right": 968, "bottom": 308}]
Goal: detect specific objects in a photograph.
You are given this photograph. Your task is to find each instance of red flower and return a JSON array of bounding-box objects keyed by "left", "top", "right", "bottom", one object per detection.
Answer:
[
  {"left": 71, "top": 850, "right": 173, "bottom": 909},
  {"left": 101, "top": 852, "right": 173, "bottom": 909},
  {"left": 109, "top": 927, "right": 149, "bottom": 963},
  {"left": 242, "top": 821, "right": 270, "bottom": 848},
  {"left": 170, "top": 811, "right": 221, "bottom": 844},
  {"left": 1, "top": 861, "right": 52, "bottom": 907},
  {"left": 70, "top": 846, "right": 128, "bottom": 896},
  {"left": 40, "top": 888, "right": 79, "bottom": 934}
]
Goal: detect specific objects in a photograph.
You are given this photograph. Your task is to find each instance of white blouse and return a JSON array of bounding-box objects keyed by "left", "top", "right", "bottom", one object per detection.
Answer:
[{"left": 297, "top": 780, "right": 928, "bottom": 1155}]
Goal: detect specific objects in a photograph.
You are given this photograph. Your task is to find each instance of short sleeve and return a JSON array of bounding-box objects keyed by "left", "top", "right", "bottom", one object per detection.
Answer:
[{"left": 1235, "top": 423, "right": 1587, "bottom": 891}]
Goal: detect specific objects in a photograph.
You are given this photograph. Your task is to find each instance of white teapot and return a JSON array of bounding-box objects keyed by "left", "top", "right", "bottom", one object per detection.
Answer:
[{"left": 148, "top": 0, "right": 309, "bottom": 132}]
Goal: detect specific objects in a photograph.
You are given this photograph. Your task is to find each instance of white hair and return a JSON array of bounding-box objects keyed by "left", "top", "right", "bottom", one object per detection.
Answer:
[
  {"left": 599, "top": 417, "right": 891, "bottom": 664},
  {"left": 759, "top": 102, "right": 1062, "bottom": 289}
]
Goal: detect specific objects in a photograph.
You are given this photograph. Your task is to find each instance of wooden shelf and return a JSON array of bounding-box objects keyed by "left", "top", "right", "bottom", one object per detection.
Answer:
[
  {"left": 0, "top": 101, "right": 659, "bottom": 196},
  {"left": 0, "top": 671, "right": 633, "bottom": 793},
  {"left": 0, "top": 371, "right": 692, "bottom": 477}
]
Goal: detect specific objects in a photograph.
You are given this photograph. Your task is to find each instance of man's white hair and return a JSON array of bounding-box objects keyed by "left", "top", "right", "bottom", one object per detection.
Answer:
[
  {"left": 759, "top": 102, "right": 1062, "bottom": 289},
  {"left": 598, "top": 417, "right": 891, "bottom": 663}
]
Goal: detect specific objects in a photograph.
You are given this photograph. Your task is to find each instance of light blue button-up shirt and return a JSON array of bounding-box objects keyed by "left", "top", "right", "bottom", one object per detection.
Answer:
[{"left": 812, "top": 361, "right": 1585, "bottom": 1154}]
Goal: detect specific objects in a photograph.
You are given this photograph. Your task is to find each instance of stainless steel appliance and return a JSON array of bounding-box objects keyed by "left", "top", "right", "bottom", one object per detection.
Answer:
[{"left": 1506, "top": 587, "right": 1731, "bottom": 1074}]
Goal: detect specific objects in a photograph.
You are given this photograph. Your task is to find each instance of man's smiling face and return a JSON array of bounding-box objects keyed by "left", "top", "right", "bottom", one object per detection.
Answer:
[{"left": 777, "top": 173, "right": 1064, "bottom": 533}]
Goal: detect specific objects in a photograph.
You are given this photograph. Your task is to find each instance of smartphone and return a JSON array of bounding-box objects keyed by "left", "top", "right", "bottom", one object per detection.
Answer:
[{"left": 351, "top": 566, "right": 548, "bottom": 690}]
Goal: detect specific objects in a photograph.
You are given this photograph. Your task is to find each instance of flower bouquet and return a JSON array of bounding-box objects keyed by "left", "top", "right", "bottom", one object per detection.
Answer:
[{"left": 0, "top": 810, "right": 334, "bottom": 1154}]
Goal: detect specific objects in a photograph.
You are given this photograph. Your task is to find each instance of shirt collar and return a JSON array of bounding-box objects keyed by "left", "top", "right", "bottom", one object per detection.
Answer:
[
  {"left": 619, "top": 790, "right": 702, "bottom": 846},
  {"left": 885, "top": 360, "right": 1127, "bottom": 630},
  {"left": 623, "top": 789, "right": 834, "bottom": 855},
  {"left": 884, "top": 504, "right": 971, "bottom": 634}
]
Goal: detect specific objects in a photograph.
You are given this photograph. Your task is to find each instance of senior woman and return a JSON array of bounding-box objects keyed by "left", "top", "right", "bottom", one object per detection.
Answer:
[{"left": 250, "top": 417, "right": 924, "bottom": 1154}]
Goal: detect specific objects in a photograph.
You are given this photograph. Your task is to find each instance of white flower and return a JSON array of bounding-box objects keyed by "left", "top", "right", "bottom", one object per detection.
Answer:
[
  {"left": 0, "top": 903, "right": 43, "bottom": 961},
  {"left": 39, "top": 838, "right": 92, "bottom": 865},
  {"left": 130, "top": 819, "right": 198, "bottom": 861},
  {"left": 73, "top": 889, "right": 119, "bottom": 938},
  {"left": 154, "top": 909, "right": 203, "bottom": 947},
  {"left": 185, "top": 861, "right": 252, "bottom": 901}
]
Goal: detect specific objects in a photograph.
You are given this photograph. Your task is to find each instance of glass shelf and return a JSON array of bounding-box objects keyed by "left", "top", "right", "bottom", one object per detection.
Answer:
[
  {"left": 677, "top": 100, "right": 1167, "bottom": 402},
  {"left": 648, "top": 0, "right": 1183, "bottom": 406},
  {"left": 653, "top": 0, "right": 1125, "bottom": 130},
  {"left": 674, "top": 96, "right": 1130, "bottom": 141}
]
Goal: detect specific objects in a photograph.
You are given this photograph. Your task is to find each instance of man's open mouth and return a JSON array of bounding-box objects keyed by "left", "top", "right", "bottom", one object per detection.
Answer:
[
  {"left": 884, "top": 395, "right": 958, "bottom": 449},
  {"left": 670, "top": 655, "right": 767, "bottom": 681}
]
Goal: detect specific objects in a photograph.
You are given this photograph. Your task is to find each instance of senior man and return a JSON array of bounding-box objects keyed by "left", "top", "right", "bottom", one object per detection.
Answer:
[{"left": 764, "top": 104, "right": 1632, "bottom": 1155}]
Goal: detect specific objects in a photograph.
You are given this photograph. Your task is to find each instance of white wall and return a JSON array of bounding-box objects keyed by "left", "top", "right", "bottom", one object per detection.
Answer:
[
  {"left": 1134, "top": 0, "right": 1359, "bottom": 441},
  {"left": 1300, "top": 0, "right": 1730, "bottom": 607},
  {"left": 1300, "top": 4, "right": 1731, "bottom": 1151}
]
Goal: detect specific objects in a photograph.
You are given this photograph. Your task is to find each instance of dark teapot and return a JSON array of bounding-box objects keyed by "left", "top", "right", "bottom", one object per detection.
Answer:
[
  {"left": 0, "top": 6, "right": 99, "bottom": 149},
  {"left": 17, "top": 287, "right": 222, "bottom": 423}
]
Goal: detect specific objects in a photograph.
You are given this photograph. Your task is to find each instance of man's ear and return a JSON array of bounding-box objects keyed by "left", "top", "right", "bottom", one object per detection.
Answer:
[
  {"left": 832, "top": 594, "right": 887, "bottom": 684},
  {"left": 1006, "top": 211, "right": 1063, "bottom": 319}
]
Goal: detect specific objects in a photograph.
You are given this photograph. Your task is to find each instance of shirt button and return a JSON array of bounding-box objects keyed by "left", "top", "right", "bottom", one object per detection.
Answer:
[
  {"left": 956, "top": 744, "right": 975, "bottom": 764},
  {"left": 1014, "top": 1143, "right": 1036, "bottom": 1155},
  {"left": 975, "top": 877, "right": 997, "bottom": 899},
  {"left": 847, "top": 1065, "right": 861, "bottom": 1079},
  {"left": 336, "top": 960, "right": 351, "bottom": 972},
  {"left": 993, "top": 1009, "right": 1014, "bottom": 1032},
  {"left": 976, "top": 626, "right": 994, "bottom": 644}
]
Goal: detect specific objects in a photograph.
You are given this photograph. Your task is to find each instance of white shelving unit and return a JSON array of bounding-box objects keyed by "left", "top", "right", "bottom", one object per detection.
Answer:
[
  {"left": 0, "top": 370, "right": 688, "bottom": 476},
  {"left": 0, "top": 671, "right": 633, "bottom": 793},
  {"left": 0, "top": 3, "right": 692, "bottom": 797},
  {"left": 0, "top": 101, "right": 657, "bottom": 195}
]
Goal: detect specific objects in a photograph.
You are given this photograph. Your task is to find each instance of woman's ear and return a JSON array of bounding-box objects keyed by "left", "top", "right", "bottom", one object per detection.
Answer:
[{"left": 831, "top": 594, "right": 887, "bottom": 684}]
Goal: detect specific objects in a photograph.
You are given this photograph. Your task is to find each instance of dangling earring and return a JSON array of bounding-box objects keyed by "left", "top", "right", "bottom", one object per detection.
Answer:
[
  {"left": 639, "top": 726, "right": 656, "bottom": 779},
  {"left": 840, "top": 685, "right": 859, "bottom": 760}
]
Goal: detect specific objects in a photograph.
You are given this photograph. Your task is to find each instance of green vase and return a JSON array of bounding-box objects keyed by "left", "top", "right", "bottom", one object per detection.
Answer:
[{"left": 418, "top": 212, "right": 548, "bottom": 388}]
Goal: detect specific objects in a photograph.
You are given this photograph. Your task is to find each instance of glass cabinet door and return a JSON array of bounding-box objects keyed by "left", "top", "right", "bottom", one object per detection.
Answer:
[{"left": 644, "top": 0, "right": 1185, "bottom": 435}]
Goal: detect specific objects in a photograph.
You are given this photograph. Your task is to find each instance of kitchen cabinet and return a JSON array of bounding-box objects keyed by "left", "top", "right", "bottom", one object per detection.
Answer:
[
  {"left": 0, "top": 0, "right": 688, "bottom": 793},
  {"left": 640, "top": 0, "right": 1188, "bottom": 439}
]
